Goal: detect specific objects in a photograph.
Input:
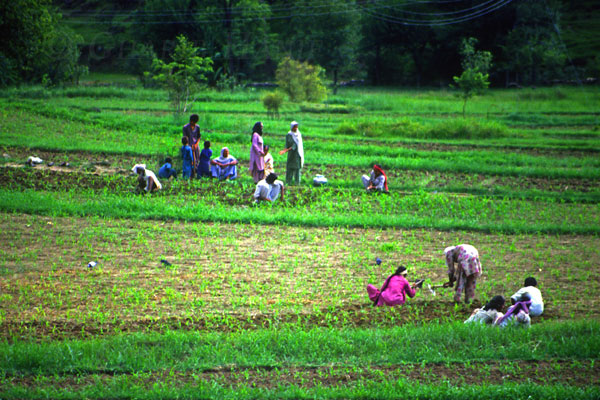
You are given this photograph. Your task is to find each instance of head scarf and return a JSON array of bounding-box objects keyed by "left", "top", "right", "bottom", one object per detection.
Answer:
[
  {"left": 373, "top": 164, "right": 388, "bottom": 191},
  {"left": 288, "top": 121, "right": 304, "bottom": 167},
  {"left": 216, "top": 147, "right": 236, "bottom": 163},
  {"left": 252, "top": 121, "right": 263, "bottom": 136},
  {"left": 132, "top": 164, "right": 146, "bottom": 174}
]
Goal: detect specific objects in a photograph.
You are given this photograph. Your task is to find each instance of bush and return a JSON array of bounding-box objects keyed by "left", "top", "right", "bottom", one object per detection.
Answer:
[
  {"left": 275, "top": 56, "right": 327, "bottom": 103},
  {"left": 262, "top": 91, "right": 284, "bottom": 116}
]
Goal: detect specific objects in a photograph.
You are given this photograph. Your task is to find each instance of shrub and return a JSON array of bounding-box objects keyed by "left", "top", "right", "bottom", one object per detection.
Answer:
[
  {"left": 275, "top": 56, "right": 327, "bottom": 103},
  {"left": 299, "top": 103, "right": 359, "bottom": 114},
  {"left": 262, "top": 91, "right": 284, "bottom": 116}
]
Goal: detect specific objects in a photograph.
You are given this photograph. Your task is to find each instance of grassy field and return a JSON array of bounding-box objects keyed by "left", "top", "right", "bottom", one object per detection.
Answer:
[{"left": 0, "top": 80, "right": 599, "bottom": 398}]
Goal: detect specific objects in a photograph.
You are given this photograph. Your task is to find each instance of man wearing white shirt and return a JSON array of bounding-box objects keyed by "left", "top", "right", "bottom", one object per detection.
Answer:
[
  {"left": 253, "top": 173, "right": 284, "bottom": 203},
  {"left": 510, "top": 277, "right": 544, "bottom": 317}
]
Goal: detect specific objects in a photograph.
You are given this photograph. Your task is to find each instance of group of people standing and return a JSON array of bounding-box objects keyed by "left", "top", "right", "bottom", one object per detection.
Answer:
[{"left": 367, "top": 243, "right": 544, "bottom": 328}]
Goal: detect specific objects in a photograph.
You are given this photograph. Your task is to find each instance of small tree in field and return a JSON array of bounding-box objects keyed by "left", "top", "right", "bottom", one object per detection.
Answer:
[
  {"left": 275, "top": 56, "right": 326, "bottom": 103},
  {"left": 452, "top": 38, "right": 492, "bottom": 118},
  {"left": 146, "top": 35, "right": 213, "bottom": 114},
  {"left": 262, "top": 91, "right": 284, "bottom": 117}
]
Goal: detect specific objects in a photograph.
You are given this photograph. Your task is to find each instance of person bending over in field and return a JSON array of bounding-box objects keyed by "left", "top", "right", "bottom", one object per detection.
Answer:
[
  {"left": 197, "top": 140, "right": 213, "bottom": 178},
  {"left": 361, "top": 164, "right": 388, "bottom": 193},
  {"left": 132, "top": 164, "right": 162, "bottom": 193},
  {"left": 158, "top": 157, "right": 177, "bottom": 179},
  {"left": 253, "top": 173, "right": 284, "bottom": 204},
  {"left": 444, "top": 244, "right": 482, "bottom": 304},
  {"left": 510, "top": 277, "right": 544, "bottom": 317},
  {"left": 464, "top": 295, "right": 505, "bottom": 324},
  {"left": 211, "top": 147, "right": 238, "bottom": 180},
  {"left": 367, "top": 265, "right": 422, "bottom": 307}
]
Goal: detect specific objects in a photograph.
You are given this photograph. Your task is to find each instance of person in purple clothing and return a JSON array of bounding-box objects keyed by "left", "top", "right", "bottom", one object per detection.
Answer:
[
  {"left": 182, "top": 114, "right": 201, "bottom": 176},
  {"left": 367, "top": 266, "right": 421, "bottom": 306},
  {"left": 180, "top": 136, "right": 193, "bottom": 179},
  {"left": 249, "top": 121, "right": 265, "bottom": 183},
  {"left": 197, "top": 140, "right": 213, "bottom": 178}
]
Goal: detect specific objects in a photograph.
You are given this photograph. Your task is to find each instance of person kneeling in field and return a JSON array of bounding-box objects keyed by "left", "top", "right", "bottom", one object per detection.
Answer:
[
  {"left": 367, "top": 266, "right": 422, "bottom": 306},
  {"left": 253, "top": 173, "right": 284, "bottom": 204},
  {"left": 510, "top": 277, "right": 544, "bottom": 317},
  {"left": 464, "top": 295, "right": 505, "bottom": 324},
  {"left": 132, "top": 164, "right": 162, "bottom": 193},
  {"left": 361, "top": 164, "right": 388, "bottom": 193}
]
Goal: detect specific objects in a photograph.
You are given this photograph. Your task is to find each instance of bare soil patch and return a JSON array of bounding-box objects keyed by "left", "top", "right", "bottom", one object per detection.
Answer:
[{"left": 1, "top": 213, "right": 598, "bottom": 340}]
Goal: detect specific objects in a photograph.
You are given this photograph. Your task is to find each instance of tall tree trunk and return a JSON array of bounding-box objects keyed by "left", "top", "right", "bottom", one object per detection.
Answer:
[{"left": 333, "top": 68, "right": 338, "bottom": 95}]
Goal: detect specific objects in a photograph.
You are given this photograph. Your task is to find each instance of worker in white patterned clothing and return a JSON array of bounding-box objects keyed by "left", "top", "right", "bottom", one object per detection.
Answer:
[{"left": 444, "top": 244, "right": 482, "bottom": 304}]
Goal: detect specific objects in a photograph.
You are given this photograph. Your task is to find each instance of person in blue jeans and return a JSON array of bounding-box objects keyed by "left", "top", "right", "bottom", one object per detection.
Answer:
[
  {"left": 197, "top": 140, "right": 213, "bottom": 178},
  {"left": 180, "top": 137, "right": 193, "bottom": 179},
  {"left": 158, "top": 157, "right": 177, "bottom": 179}
]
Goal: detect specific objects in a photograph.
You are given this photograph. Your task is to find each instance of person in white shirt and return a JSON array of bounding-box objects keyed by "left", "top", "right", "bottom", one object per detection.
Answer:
[
  {"left": 510, "top": 277, "right": 544, "bottom": 317},
  {"left": 132, "top": 164, "right": 162, "bottom": 193},
  {"left": 253, "top": 173, "right": 284, "bottom": 203}
]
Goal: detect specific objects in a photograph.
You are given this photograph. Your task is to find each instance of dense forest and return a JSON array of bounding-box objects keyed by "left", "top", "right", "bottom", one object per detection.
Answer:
[{"left": 2, "top": 0, "right": 599, "bottom": 87}]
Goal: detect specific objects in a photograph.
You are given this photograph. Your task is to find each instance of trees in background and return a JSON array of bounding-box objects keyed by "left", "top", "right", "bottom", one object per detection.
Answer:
[
  {"left": 0, "top": 0, "right": 85, "bottom": 86},
  {"left": 4, "top": 0, "right": 597, "bottom": 87}
]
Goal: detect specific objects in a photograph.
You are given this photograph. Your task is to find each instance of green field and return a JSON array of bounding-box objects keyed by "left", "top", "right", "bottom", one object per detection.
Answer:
[{"left": 0, "top": 82, "right": 599, "bottom": 398}]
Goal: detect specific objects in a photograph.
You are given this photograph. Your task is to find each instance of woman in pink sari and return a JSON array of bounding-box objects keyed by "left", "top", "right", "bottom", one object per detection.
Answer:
[
  {"left": 367, "top": 266, "right": 421, "bottom": 306},
  {"left": 249, "top": 121, "right": 265, "bottom": 183}
]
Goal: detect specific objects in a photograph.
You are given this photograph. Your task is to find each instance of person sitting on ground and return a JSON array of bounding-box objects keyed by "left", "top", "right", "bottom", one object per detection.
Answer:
[
  {"left": 367, "top": 265, "right": 421, "bottom": 307},
  {"left": 132, "top": 164, "right": 162, "bottom": 193},
  {"left": 158, "top": 157, "right": 177, "bottom": 179},
  {"left": 361, "top": 164, "right": 388, "bottom": 193},
  {"left": 263, "top": 145, "right": 274, "bottom": 177},
  {"left": 510, "top": 277, "right": 544, "bottom": 317},
  {"left": 253, "top": 173, "right": 284, "bottom": 204},
  {"left": 494, "top": 299, "right": 532, "bottom": 328},
  {"left": 444, "top": 244, "right": 482, "bottom": 304},
  {"left": 180, "top": 136, "right": 193, "bottom": 179},
  {"left": 197, "top": 140, "right": 213, "bottom": 178},
  {"left": 210, "top": 147, "right": 238, "bottom": 180},
  {"left": 464, "top": 295, "right": 505, "bottom": 324}
]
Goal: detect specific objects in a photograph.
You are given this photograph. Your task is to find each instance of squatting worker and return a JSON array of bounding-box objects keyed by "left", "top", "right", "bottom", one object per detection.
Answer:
[
  {"left": 444, "top": 244, "right": 482, "bottom": 304},
  {"left": 279, "top": 121, "right": 304, "bottom": 185}
]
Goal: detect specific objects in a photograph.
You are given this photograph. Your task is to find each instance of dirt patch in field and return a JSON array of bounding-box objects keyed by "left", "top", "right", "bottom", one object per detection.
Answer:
[
  {"left": 3, "top": 360, "right": 598, "bottom": 390},
  {"left": 0, "top": 214, "right": 598, "bottom": 340}
]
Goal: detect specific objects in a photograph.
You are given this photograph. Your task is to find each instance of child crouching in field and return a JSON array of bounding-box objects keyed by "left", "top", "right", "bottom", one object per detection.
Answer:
[{"left": 464, "top": 295, "right": 505, "bottom": 324}]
